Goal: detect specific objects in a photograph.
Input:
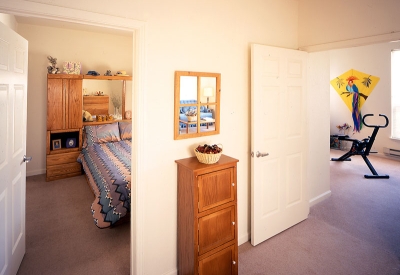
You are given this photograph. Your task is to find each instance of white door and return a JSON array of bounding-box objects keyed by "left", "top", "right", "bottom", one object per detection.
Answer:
[
  {"left": 250, "top": 44, "right": 309, "bottom": 246},
  {"left": 0, "top": 22, "right": 29, "bottom": 275}
]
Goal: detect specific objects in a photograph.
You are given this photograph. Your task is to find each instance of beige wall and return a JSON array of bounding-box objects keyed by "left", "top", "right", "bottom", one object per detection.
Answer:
[
  {"left": 9, "top": 1, "right": 303, "bottom": 274},
  {"left": 0, "top": 0, "right": 352, "bottom": 274},
  {"left": 2, "top": 0, "right": 397, "bottom": 273},
  {"left": 17, "top": 23, "right": 133, "bottom": 175},
  {"left": 132, "top": 2, "right": 300, "bottom": 274},
  {"left": 298, "top": 0, "right": 400, "bottom": 50}
]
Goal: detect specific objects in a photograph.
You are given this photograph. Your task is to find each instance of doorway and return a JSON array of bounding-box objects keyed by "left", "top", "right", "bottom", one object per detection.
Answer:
[{"left": 0, "top": 8, "right": 145, "bottom": 275}]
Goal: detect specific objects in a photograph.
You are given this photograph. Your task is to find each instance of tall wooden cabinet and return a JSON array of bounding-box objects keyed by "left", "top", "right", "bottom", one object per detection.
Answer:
[
  {"left": 46, "top": 74, "right": 83, "bottom": 181},
  {"left": 176, "top": 155, "right": 239, "bottom": 275}
]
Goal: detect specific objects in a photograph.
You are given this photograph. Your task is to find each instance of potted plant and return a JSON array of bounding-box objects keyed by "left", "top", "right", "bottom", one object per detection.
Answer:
[{"left": 185, "top": 109, "right": 197, "bottom": 122}]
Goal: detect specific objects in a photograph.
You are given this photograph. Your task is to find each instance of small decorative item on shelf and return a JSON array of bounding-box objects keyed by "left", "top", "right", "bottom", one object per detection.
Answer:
[
  {"left": 52, "top": 139, "right": 61, "bottom": 150},
  {"left": 66, "top": 138, "right": 76, "bottom": 148},
  {"left": 114, "top": 70, "right": 129, "bottom": 76},
  {"left": 86, "top": 70, "right": 100, "bottom": 76},
  {"left": 125, "top": 110, "right": 132, "bottom": 120},
  {"left": 333, "top": 122, "right": 352, "bottom": 150},
  {"left": 96, "top": 115, "right": 103, "bottom": 122},
  {"left": 106, "top": 114, "right": 114, "bottom": 121},
  {"left": 104, "top": 70, "right": 112, "bottom": 76},
  {"left": 47, "top": 56, "right": 61, "bottom": 74},
  {"left": 194, "top": 144, "right": 223, "bottom": 164},
  {"left": 336, "top": 122, "right": 352, "bottom": 135},
  {"left": 111, "top": 93, "right": 122, "bottom": 120},
  {"left": 63, "top": 61, "right": 81, "bottom": 74},
  {"left": 95, "top": 91, "right": 104, "bottom": 96},
  {"left": 82, "top": 110, "right": 93, "bottom": 122},
  {"left": 185, "top": 109, "right": 197, "bottom": 122}
]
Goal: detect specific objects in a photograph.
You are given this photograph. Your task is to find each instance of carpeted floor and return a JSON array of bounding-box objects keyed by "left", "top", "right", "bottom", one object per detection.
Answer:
[
  {"left": 17, "top": 150, "right": 400, "bottom": 274},
  {"left": 17, "top": 174, "right": 130, "bottom": 275},
  {"left": 238, "top": 150, "right": 400, "bottom": 275}
]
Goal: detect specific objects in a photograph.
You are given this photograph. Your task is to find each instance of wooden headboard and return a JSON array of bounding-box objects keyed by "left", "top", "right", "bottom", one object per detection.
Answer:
[{"left": 83, "top": 95, "right": 109, "bottom": 116}]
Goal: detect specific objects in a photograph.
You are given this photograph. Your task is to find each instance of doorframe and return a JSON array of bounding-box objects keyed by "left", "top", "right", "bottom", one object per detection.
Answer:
[{"left": 0, "top": 2, "right": 146, "bottom": 274}]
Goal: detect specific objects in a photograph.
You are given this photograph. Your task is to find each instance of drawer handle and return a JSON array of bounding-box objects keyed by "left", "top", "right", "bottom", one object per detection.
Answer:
[
  {"left": 233, "top": 261, "right": 236, "bottom": 265},
  {"left": 232, "top": 221, "right": 235, "bottom": 225},
  {"left": 232, "top": 183, "right": 235, "bottom": 186}
]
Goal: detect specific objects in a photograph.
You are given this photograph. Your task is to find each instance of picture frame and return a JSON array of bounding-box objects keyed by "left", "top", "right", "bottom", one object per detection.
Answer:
[{"left": 52, "top": 139, "right": 61, "bottom": 150}]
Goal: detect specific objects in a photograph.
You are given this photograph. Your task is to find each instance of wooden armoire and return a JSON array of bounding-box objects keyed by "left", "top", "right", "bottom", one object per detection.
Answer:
[{"left": 46, "top": 74, "right": 83, "bottom": 181}]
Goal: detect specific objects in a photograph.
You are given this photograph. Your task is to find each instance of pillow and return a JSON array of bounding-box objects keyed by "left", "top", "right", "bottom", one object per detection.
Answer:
[
  {"left": 200, "top": 106, "right": 207, "bottom": 112},
  {"left": 182, "top": 106, "right": 190, "bottom": 113},
  {"left": 119, "top": 121, "right": 132, "bottom": 140},
  {"left": 83, "top": 122, "right": 121, "bottom": 147}
]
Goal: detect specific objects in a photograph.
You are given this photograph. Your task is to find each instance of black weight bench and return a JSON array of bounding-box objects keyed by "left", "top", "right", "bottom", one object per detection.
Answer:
[{"left": 331, "top": 114, "right": 389, "bottom": 179}]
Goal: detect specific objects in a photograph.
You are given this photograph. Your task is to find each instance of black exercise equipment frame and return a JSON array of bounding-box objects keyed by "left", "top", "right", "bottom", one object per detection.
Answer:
[{"left": 331, "top": 114, "right": 389, "bottom": 179}]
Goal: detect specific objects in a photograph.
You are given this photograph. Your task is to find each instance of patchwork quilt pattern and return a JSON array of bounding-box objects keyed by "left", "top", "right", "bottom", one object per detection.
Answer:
[{"left": 78, "top": 139, "right": 131, "bottom": 228}]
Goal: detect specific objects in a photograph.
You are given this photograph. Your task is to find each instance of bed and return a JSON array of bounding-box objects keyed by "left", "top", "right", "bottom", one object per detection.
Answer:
[{"left": 77, "top": 121, "right": 132, "bottom": 228}]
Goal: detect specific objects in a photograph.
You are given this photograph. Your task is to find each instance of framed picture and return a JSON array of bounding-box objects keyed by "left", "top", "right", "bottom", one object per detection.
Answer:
[{"left": 52, "top": 139, "right": 61, "bottom": 150}]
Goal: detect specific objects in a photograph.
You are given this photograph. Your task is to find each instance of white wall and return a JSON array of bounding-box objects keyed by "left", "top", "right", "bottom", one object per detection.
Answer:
[
  {"left": 308, "top": 51, "right": 331, "bottom": 205},
  {"left": 16, "top": 23, "right": 133, "bottom": 176},
  {"left": 329, "top": 42, "right": 400, "bottom": 153}
]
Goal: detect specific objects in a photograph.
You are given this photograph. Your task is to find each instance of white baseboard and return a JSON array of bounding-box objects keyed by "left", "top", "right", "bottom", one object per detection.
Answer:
[
  {"left": 309, "top": 190, "right": 331, "bottom": 207},
  {"left": 239, "top": 233, "right": 250, "bottom": 245},
  {"left": 162, "top": 269, "right": 177, "bottom": 275},
  {"left": 26, "top": 169, "right": 46, "bottom": 177}
]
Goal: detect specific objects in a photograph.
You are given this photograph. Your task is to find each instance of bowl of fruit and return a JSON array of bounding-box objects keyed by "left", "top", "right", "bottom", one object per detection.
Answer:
[{"left": 194, "top": 144, "right": 223, "bottom": 164}]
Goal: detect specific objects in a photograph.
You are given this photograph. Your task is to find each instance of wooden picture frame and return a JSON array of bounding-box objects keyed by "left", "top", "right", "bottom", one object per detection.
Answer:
[{"left": 52, "top": 139, "right": 61, "bottom": 150}]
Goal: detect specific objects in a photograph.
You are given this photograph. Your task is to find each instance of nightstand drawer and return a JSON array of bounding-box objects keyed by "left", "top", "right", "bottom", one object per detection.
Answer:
[
  {"left": 47, "top": 162, "right": 81, "bottom": 177},
  {"left": 47, "top": 151, "right": 80, "bottom": 166}
]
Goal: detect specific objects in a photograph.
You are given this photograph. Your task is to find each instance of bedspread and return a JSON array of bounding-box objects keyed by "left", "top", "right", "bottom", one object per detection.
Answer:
[{"left": 78, "top": 139, "right": 131, "bottom": 228}]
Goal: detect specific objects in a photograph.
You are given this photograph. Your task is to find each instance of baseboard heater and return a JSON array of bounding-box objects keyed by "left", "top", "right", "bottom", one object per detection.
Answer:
[{"left": 383, "top": 147, "right": 400, "bottom": 158}]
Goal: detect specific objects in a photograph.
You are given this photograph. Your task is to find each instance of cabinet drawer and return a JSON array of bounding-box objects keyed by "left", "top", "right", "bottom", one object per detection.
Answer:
[
  {"left": 47, "top": 151, "right": 80, "bottom": 166},
  {"left": 198, "top": 206, "right": 235, "bottom": 255},
  {"left": 198, "top": 245, "right": 236, "bottom": 275},
  {"left": 47, "top": 162, "right": 81, "bottom": 177},
  {"left": 198, "top": 168, "right": 235, "bottom": 212}
]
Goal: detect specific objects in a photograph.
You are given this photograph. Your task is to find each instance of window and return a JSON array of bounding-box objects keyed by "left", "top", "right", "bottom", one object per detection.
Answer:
[{"left": 391, "top": 50, "right": 400, "bottom": 139}]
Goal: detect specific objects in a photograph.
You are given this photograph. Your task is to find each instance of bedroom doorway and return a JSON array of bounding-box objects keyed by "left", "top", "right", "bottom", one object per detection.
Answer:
[{"left": 0, "top": 7, "right": 145, "bottom": 275}]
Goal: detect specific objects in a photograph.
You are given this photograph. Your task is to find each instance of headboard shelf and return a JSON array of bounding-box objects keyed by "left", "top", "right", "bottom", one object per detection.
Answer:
[{"left": 83, "top": 119, "right": 132, "bottom": 126}]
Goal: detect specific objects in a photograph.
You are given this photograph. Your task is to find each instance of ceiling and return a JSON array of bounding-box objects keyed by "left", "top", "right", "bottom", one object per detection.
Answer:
[{"left": 15, "top": 15, "right": 132, "bottom": 37}]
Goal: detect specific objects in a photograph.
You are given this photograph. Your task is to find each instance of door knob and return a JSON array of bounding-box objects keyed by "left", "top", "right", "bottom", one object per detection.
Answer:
[
  {"left": 23, "top": 155, "right": 32, "bottom": 163},
  {"left": 256, "top": 151, "right": 269, "bottom": 158}
]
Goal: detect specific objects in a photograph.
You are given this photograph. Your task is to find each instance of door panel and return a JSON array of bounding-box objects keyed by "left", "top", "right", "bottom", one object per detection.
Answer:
[
  {"left": 68, "top": 79, "right": 82, "bottom": 129},
  {"left": 251, "top": 44, "right": 309, "bottom": 246},
  {"left": 0, "top": 22, "right": 28, "bottom": 275},
  {"left": 47, "top": 78, "right": 63, "bottom": 130}
]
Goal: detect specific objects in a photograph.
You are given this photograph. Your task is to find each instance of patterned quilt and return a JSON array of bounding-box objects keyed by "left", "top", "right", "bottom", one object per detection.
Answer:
[{"left": 78, "top": 139, "right": 131, "bottom": 228}]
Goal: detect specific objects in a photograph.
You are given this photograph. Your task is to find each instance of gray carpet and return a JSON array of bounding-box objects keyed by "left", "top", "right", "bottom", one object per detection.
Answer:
[
  {"left": 239, "top": 150, "right": 400, "bottom": 275},
  {"left": 17, "top": 174, "right": 130, "bottom": 275},
  {"left": 17, "top": 150, "right": 400, "bottom": 274}
]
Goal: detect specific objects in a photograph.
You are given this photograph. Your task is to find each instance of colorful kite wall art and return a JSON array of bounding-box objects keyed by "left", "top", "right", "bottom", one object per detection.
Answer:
[{"left": 330, "top": 69, "right": 380, "bottom": 132}]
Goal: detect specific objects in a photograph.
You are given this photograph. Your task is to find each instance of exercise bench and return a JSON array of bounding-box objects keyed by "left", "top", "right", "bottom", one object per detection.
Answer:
[{"left": 331, "top": 114, "right": 389, "bottom": 179}]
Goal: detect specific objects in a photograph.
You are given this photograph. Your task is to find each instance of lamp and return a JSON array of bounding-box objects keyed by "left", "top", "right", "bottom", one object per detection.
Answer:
[{"left": 203, "top": 87, "right": 214, "bottom": 108}]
